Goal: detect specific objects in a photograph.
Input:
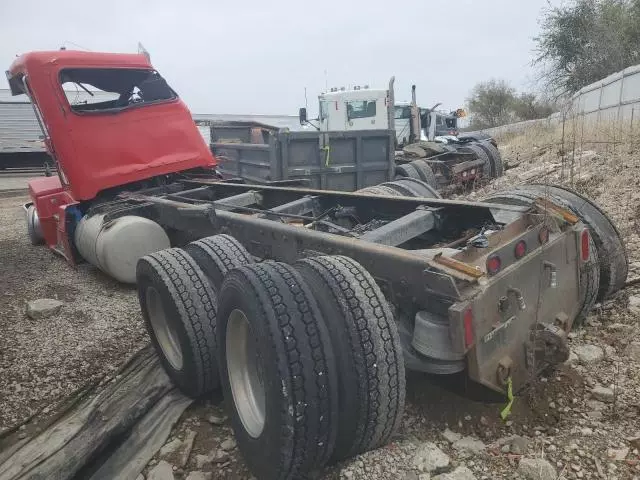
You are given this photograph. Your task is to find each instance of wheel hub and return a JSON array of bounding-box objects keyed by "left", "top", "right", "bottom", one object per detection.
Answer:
[
  {"left": 226, "top": 309, "right": 266, "bottom": 438},
  {"left": 146, "top": 286, "right": 184, "bottom": 370}
]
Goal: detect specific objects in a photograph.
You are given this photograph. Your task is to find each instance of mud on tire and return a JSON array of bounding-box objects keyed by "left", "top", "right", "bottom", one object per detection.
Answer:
[
  {"left": 184, "top": 234, "right": 253, "bottom": 291},
  {"left": 295, "top": 255, "right": 405, "bottom": 460},
  {"left": 137, "top": 248, "right": 219, "bottom": 397},
  {"left": 217, "top": 262, "right": 339, "bottom": 480}
]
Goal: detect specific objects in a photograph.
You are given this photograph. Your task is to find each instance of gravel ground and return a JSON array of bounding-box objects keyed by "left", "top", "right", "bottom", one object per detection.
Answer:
[
  {"left": 0, "top": 193, "right": 147, "bottom": 431},
  {"left": 2, "top": 124, "right": 640, "bottom": 480}
]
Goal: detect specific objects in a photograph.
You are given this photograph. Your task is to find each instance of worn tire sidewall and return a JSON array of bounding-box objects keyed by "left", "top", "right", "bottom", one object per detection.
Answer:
[
  {"left": 217, "top": 273, "right": 288, "bottom": 478},
  {"left": 295, "top": 262, "right": 359, "bottom": 458},
  {"left": 137, "top": 259, "right": 207, "bottom": 397}
]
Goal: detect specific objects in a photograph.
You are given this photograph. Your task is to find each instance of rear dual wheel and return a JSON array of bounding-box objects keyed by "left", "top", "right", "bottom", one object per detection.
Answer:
[
  {"left": 137, "top": 248, "right": 220, "bottom": 397},
  {"left": 217, "top": 257, "right": 405, "bottom": 477},
  {"left": 138, "top": 238, "right": 406, "bottom": 478},
  {"left": 137, "top": 235, "right": 254, "bottom": 398},
  {"left": 295, "top": 256, "right": 405, "bottom": 460},
  {"left": 217, "top": 262, "right": 338, "bottom": 478}
]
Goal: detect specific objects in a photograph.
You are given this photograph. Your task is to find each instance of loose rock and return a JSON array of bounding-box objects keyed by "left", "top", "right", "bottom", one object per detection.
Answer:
[
  {"left": 432, "top": 466, "right": 477, "bottom": 480},
  {"left": 442, "top": 428, "right": 462, "bottom": 444},
  {"left": 591, "top": 385, "right": 615, "bottom": 403},
  {"left": 220, "top": 438, "right": 237, "bottom": 451},
  {"left": 412, "top": 442, "right": 450, "bottom": 473},
  {"left": 147, "top": 460, "right": 175, "bottom": 480},
  {"left": 517, "top": 457, "right": 557, "bottom": 480},
  {"left": 207, "top": 414, "right": 226, "bottom": 426},
  {"left": 25, "top": 298, "right": 64, "bottom": 320},
  {"left": 627, "top": 342, "right": 640, "bottom": 361},
  {"left": 195, "top": 450, "right": 228, "bottom": 469},
  {"left": 185, "top": 472, "right": 212, "bottom": 480},
  {"left": 452, "top": 436, "right": 486, "bottom": 457},
  {"left": 628, "top": 295, "right": 640, "bottom": 313},
  {"left": 573, "top": 345, "right": 604, "bottom": 364},
  {"left": 159, "top": 438, "right": 182, "bottom": 456}
]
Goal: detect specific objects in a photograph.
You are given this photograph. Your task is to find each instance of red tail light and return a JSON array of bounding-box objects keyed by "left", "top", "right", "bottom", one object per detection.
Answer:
[
  {"left": 514, "top": 240, "right": 527, "bottom": 259},
  {"left": 486, "top": 255, "right": 501, "bottom": 275},
  {"left": 581, "top": 229, "right": 590, "bottom": 261},
  {"left": 464, "top": 308, "right": 474, "bottom": 348}
]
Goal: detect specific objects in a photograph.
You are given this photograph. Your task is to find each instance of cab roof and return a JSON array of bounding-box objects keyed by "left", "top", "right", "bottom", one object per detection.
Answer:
[{"left": 9, "top": 50, "right": 152, "bottom": 76}]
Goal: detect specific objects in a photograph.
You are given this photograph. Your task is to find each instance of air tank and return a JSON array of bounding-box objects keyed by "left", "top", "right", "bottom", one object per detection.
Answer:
[{"left": 74, "top": 214, "right": 170, "bottom": 283}]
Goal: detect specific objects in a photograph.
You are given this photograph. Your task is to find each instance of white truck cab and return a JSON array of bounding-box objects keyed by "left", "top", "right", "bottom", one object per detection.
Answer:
[
  {"left": 299, "top": 77, "right": 462, "bottom": 147},
  {"left": 318, "top": 86, "right": 391, "bottom": 132}
]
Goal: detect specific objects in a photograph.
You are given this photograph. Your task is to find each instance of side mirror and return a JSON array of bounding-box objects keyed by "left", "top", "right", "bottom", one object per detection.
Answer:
[{"left": 299, "top": 107, "right": 307, "bottom": 125}]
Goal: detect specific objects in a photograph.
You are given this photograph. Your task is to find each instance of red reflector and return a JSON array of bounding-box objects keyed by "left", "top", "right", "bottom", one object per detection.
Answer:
[
  {"left": 464, "top": 308, "right": 474, "bottom": 348},
  {"left": 581, "top": 229, "right": 590, "bottom": 261},
  {"left": 486, "top": 256, "right": 501, "bottom": 275},
  {"left": 539, "top": 227, "right": 550, "bottom": 244},
  {"left": 514, "top": 240, "right": 527, "bottom": 259}
]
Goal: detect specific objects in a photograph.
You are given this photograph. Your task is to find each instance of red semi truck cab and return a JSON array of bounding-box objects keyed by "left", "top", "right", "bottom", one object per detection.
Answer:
[{"left": 6, "top": 50, "right": 215, "bottom": 261}]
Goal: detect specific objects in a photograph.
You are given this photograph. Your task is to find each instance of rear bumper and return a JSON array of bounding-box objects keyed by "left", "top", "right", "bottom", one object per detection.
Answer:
[{"left": 456, "top": 228, "right": 583, "bottom": 393}]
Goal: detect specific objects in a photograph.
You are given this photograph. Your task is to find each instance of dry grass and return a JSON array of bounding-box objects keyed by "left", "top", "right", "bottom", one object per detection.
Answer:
[{"left": 473, "top": 117, "right": 640, "bottom": 267}]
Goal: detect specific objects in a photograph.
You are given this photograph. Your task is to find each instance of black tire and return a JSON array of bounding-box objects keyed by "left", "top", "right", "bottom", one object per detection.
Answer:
[
  {"left": 295, "top": 256, "right": 405, "bottom": 461},
  {"left": 137, "top": 248, "right": 219, "bottom": 397},
  {"left": 478, "top": 141, "right": 504, "bottom": 178},
  {"left": 217, "top": 262, "right": 339, "bottom": 479},
  {"left": 184, "top": 234, "right": 253, "bottom": 291},
  {"left": 380, "top": 180, "right": 418, "bottom": 197},
  {"left": 358, "top": 185, "right": 402, "bottom": 196},
  {"left": 458, "top": 144, "right": 492, "bottom": 179},
  {"left": 483, "top": 190, "right": 600, "bottom": 325},
  {"left": 395, "top": 163, "right": 421, "bottom": 179},
  {"left": 514, "top": 184, "right": 628, "bottom": 300},
  {"left": 391, "top": 177, "right": 441, "bottom": 198},
  {"left": 409, "top": 160, "right": 438, "bottom": 189}
]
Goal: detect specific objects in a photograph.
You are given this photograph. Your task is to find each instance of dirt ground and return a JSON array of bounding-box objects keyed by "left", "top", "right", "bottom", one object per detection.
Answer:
[{"left": 1, "top": 123, "right": 640, "bottom": 479}]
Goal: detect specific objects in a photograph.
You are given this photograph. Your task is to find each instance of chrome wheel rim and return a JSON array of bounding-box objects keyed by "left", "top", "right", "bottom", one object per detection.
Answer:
[
  {"left": 226, "top": 309, "right": 265, "bottom": 438},
  {"left": 146, "top": 286, "right": 183, "bottom": 370}
]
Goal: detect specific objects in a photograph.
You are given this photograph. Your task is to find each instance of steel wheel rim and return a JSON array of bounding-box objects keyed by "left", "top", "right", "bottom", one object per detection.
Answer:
[
  {"left": 226, "top": 308, "right": 265, "bottom": 438},
  {"left": 146, "top": 286, "right": 184, "bottom": 370}
]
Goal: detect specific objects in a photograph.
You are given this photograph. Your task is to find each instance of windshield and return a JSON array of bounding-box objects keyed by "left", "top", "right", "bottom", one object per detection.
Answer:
[
  {"left": 445, "top": 117, "right": 457, "bottom": 128},
  {"left": 319, "top": 100, "right": 329, "bottom": 120},
  {"left": 59, "top": 68, "right": 176, "bottom": 114},
  {"left": 394, "top": 106, "right": 411, "bottom": 119}
]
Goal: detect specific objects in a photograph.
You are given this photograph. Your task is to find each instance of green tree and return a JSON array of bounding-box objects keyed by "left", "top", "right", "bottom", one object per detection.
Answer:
[
  {"left": 535, "top": 0, "right": 640, "bottom": 96},
  {"left": 466, "top": 80, "right": 516, "bottom": 129},
  {"left": 511, "top": 93, "right": 557, "bottom": 121}
]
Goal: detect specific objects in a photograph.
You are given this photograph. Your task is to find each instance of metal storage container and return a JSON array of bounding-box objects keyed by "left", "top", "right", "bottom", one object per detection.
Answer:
[{"left": 211, "top": 126, "right": 395, "bottom": 191}]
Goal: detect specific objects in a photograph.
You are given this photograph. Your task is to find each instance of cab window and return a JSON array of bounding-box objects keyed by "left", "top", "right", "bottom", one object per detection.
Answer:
[
  {"left": 59, "top": 68, "right": 176, "bottom": 114},
  {"left": 346, "top": 100, "right": 376, "bottom": 120}
]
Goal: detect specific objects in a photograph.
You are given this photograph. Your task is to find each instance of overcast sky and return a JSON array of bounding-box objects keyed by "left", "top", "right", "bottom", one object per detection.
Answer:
[{"left": 1, "top": 0, "right": 563, "bottom": 116}]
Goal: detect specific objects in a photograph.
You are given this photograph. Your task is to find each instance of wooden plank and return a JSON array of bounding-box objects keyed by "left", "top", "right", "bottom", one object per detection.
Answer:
[{"left": 0, "top": 346, "right": 191, "bottom": 480}]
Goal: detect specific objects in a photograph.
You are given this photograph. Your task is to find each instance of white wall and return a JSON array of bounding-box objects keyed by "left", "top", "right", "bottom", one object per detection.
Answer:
[{"left": 467, "top": 63, "right": 640, "bottom": 138}]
